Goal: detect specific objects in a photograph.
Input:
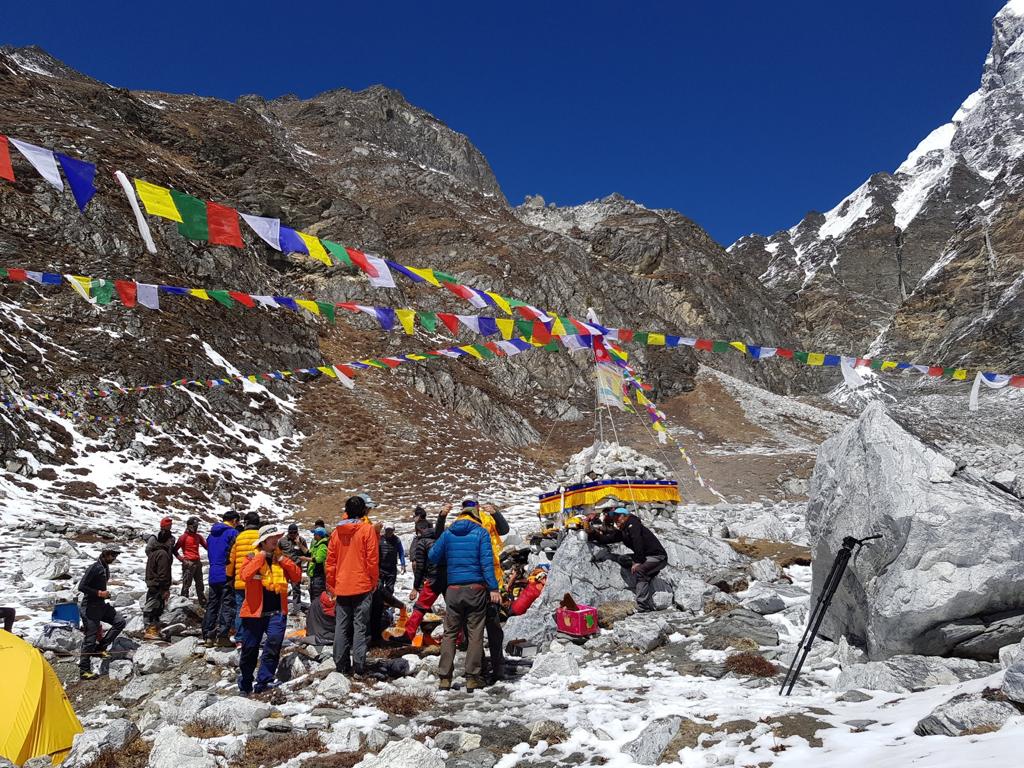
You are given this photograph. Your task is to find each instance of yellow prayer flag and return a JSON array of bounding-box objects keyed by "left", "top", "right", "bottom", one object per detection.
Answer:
[
  {"left": 396, "top": 308, "right": 416, "bottom": 335},
  {"left": 69, "top": 275, "right": 92, "bottom": 297},
  {"left": 317, "top": 366, "right": 336, "bottom": 378},
  {"left": 881, "top": 361, "right": 898, "bottom": 371},
  {"left": 406, "top": 353, "right": 428, "bottom": 361},
  {"left": 459, "top": 345, "right": 484, "bottom": 359},
  {"left": 730, "top": 341, "right": 748, "bottom": 354},
  {"left": 652, "top": 421, "right": 666, "bottom": 432},
  {"left": 952, "top": 368, "right": 968, "bottom": 380},
  {"left": 407, "top": 266, "right": 441, "bottom": 286},
  {"left": 486, "top": 291, "right": 512, "bottom": 314},
  {"left": 648, "top": 333, "right": 666, "bottom": 346},
  {"left": 496, "top": 318, "right": 515, "bottom": 340},
  {"left": 807, "top": 352, "right": 825, "bottom": 366},
  {"left": 297, "top": 233, "right": 332, "bottom": 266},
  {"left": 636, "top": 391, "right": 651, "bottom": 406},
  {"left": 550, "top": 317, "right": 567, "bottom": 337},
  {"left": 296, "top": 299, "right": 321, "bottom": 315},
  {"left": 134, "top": 179, "right": 183, "bottom": 222},
  {"left": 247, "top": 375, "right": 257, "bottom": 382},
  {"left": 189, "top": 289, "right": 210, "bottom": 300}
]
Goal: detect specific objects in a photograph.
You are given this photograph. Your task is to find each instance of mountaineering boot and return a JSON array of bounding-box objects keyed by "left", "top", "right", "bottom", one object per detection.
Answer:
[
  {"left": 438, "top": 678, "right": 452, "bottom": 691},
  {"left": 144, "top": 625, "right": 161, "bottom": 640},
  {"left": 466, "top": 676, "right": 483, "bottom": 693}
]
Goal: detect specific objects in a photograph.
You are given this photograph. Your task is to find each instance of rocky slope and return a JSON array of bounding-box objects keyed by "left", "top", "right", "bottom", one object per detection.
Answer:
[{"left": 729, "top": 0, "right": 1024, "bottom": 376}]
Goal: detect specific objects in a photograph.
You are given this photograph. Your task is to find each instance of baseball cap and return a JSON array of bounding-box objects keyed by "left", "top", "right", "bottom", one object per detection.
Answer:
[
  {"left": 159, "top": 517, "right": 173, "bottom": 529},
  {"left": 609, "top": 507, "right": 630, "bottom": 516},
  {"left": 358, "top": 492, "right": 377, "bottom": 509},
  {"left": 101, "top": 546, "right": 121, "bottom": 557},
  {"left": 288, "top": 523, "right": 299, "bottom": 533},
  {"left": 312, "top": 527, "right": 328, "bottom": 537}
]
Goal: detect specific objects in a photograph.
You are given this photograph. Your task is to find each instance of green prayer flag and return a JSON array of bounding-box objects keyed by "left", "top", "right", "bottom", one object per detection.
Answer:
[
  {"left": 793, "top": 350, "right": 810, "bottom": 364},
  {"left": 543, "top": 340, "right": 559, "bottom": 352},
  {"left": 417, "top": 311, "right": 438, "bottom": 333},
  {"left": 0, "top": 268, "right": 7, "bottom": 279},
  {"left": 474, "top": 344, "right": 496, "bottom": 359},
  {"left": 321, "top": 240, "right": 353, "bottom": 267},
  {"left": 634, "top": 331, "right": 650, "bottom": 345},
  {"left": 433, "top": 270, "right": 458, "bottom": 284},
  {"left": 92, "top": 279, "right": 114, "bottom": 305},
  {"left": 316, "top": 302, "right": 336, "bottom": 323},
  {"left": 870, "top": 359, "right": 884, "bottom": 370},
  {"left": 170, "top": 189, "right": 209, "bottom": 241},
  {"left": 208, "top": 289, "right": 235, "bottom": 309},
  {"left": 711, "top": 340, "right": 730, "bottom": 354},
  {"left": 515, "top": 319, "right": 534, "bottom": 336}
]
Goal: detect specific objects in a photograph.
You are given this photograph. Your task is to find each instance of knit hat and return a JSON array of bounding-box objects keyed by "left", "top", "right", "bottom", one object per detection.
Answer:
[
  {"left": 312, "top": 527, "right": 328, "bottom": 537},
  {"left": 160, "top": 517, "right": 173, "bottom": 529},
  {"left": 461, "top": 499, "right": 478, "bottom": 509}
]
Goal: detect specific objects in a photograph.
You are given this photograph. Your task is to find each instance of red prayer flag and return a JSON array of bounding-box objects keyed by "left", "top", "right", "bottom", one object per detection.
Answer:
[
  {"left": 7, "top": 268, "right": 28, "bottom": 282},
  {"left": 114, "top": 280, "right": 137, "bottom": 307},
  {"left": 336, "top": 302, "right": 359, "bottom": 312},
  {"left": 617, "top": 328, "right": 634, "bottom": 343},
  {"left": 928, "top": 366, "right": 944, "bottom": 377},
  {"left": 0, "top": 136, "right": 13, "bottom": 182},
  {"left": 694, "top": 338, "right": 714, "bottom": 352},
  {"left": 437, "top": 313, "right": 460, "bottom": 334},
  {"left": 443, "top": 282, "right": 474, "bottom": 301},
  {"left": 856, "top": 357, "right": 872, "bottom": 368},
  {"left": 532, "top": 320, "right": 552, "bottom": 345},
  {"left": 483, "top": 341, "right": 502, "bottom": 356},
  {"left": 1010, "top": 375, "right": 1024, "bottom": 388},
  {"left": 514, "top": 305, "right": 541, "bottom": 321},
  {"left": 335, "top": 365, "right": 356, "bottom": 378},
  {"left": 380, "top": 358, "right": 403, "bottom": 368},
  {"left": 776, "top": 348, "right": 794, "bottom": 359},
  {"left": 228, "top": 291, "right": 255, "bottom": 308},
  {"left": 206, "top": 202, "right": 244, "bottom": 248},
  {"left": 345, "top": 248, "right": 378, "bottom": 278}
]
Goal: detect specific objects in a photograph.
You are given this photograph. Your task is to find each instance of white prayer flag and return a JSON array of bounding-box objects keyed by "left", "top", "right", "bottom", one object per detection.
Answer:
[
  {"left": 10, "top": 138, "right": 63, "bottom": 190},
  {"left": 241, "top": 214, "right": 281, "bottom": 251}
]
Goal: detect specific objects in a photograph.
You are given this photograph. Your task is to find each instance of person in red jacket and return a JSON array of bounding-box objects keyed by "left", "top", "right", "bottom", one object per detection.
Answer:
[
  {"left": 238, "top": 524, "right": 302, "bottom": 694},
  {"left": 325, "top": 494, "right": 380, "bottom": 675},
  {"left": 174, "top": 516, "right": 208, "bottom": 605}
]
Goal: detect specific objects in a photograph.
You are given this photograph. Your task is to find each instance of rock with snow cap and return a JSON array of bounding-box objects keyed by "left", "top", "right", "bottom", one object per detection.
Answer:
[{"left": 914, "top": 692, "right": 1020, "bottom": 736}]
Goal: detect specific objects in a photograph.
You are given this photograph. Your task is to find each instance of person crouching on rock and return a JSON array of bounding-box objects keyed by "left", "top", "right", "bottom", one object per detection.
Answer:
[
  {"left": 143, "top": 527, "right": 174, "bottom": 639},
  {"left": 587, "top": 507, "right": 668, "bottom": 613},
  {"left": 428, "top": 504, "right": 500, "bottom": 693},
  {"left": 238, "top": 524, "right": 302, "bottom": 695}
]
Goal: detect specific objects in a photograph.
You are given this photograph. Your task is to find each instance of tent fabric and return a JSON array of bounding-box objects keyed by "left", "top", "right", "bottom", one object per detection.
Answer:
[{"left": 0, "top": 629, "right": 83, "bottom": 765}]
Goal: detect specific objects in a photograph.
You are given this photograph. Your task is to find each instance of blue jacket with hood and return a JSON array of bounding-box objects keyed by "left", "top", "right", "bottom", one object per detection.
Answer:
[
  {"left": 207, "top": 522, "right": 239, "bottom": 585},
  {"left": 428, "top": 518, "right": 498, "bottom": 590}
]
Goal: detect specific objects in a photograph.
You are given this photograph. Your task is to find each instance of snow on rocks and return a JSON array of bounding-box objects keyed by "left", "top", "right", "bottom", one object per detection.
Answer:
[
  {"left": 807, "top": 402, "right": 1024, "bottom": 659},
  {"left": 22, "top": 541, "right": 72, "bottom": 579},
  {"left": 526, "top": 649, "right": 580, "bottom": 680},
  {"left": 621, "top": 717, "right": 682, "bottom": 765},
  {"left": 914, "top": 692, "right": 1022, "bottom": 736},
  {"left": 835, "top": 654, "right": 1001, "bottom": 693},
  {"left": 1002, "top": 654, "right": 1024, "bottom": 703}
]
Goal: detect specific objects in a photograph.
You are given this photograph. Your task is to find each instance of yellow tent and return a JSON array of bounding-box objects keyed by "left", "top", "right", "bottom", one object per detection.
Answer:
[{"left": 0, "top": 629, "right": 83, "bottom": 765}]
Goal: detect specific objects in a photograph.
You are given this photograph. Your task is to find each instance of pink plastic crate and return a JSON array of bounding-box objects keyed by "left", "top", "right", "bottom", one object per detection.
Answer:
[{"left": 555, "top": 604, "right": 599, "bottom": 637}]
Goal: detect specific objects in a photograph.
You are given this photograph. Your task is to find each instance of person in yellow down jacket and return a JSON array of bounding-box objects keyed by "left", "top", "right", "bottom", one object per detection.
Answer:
[
  {"left": 238, "top": 524, "right": 302, "bottom": 695},
  {"left": 225, "top": 511, "right": 261, "bottom": 643}
]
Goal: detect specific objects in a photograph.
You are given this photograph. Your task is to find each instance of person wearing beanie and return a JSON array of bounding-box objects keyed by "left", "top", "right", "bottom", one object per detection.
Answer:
[
  {"left": 226, "top": 511, "right": 262, "bottom": 642},
  {"left": 325, "top": 494, "right": 379, "bottom": 675},
  {"left": 203, "top": 510, "right": 241, "bottom": 646},
  {"left": 587, "top": 506, "right": 667, "bottom": 612},
  {"left": 173, "top": 516, "right": 208, "bottom": 605}
]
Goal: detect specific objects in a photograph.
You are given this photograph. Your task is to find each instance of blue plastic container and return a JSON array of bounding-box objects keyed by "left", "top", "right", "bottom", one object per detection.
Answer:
[{"left": 51, "top": 602, "right": 80, "bottom": 627}]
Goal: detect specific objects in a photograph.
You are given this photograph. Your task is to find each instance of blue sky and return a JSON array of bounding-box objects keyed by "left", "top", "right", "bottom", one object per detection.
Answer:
[{"left": 3, "top": 1, "right": 1005, "bottom": 245}]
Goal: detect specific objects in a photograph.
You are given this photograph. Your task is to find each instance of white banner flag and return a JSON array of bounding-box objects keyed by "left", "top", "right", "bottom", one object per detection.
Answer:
[{"left": 10, "top": 138, "right": 63, "bottom": 190}]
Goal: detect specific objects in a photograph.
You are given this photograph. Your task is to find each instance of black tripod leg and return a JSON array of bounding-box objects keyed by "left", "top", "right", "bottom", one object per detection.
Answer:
[{"left": 780, "top": 550, "right": 845, "bottom": 693}]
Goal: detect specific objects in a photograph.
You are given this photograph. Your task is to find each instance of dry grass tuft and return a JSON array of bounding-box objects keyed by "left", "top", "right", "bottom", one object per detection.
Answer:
[
  {"left": 233, "top": 731, "right": 324, "bottom": 768},
  {"left": 300, "top": 751, "right": 366, "bottom": 768},
  {"left": 727, "top": 538, "right": 811, "bottom": 568},
  {"left": 82, "top": 737, "right": 151, "bottom": 768},
  {"left": 182, "top": 720, "right": 229, "bottom": 739},
  {"left": 724, "top": 652, "right": 778, "bottom": 678},
  {"left": 374, "top": 691, "right": 436, "bottom": 717}
]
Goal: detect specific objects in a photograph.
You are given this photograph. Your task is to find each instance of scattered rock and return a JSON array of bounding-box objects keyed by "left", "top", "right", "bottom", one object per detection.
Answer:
[
  {"left": 601, "top": 612, "right": 671, "bottom": 652},
  {"left": 30, "top": 622, "right": 82, "bottom": 654},
  {"left": 621, "top": 717, "right": 681, "bottom": 765},
  {"left": 198, "top": 696, "right": 272, "bottom": 732},
  {"left": 22, "top": 545, "right": 71, "bottom": 579},
  {"left": 914, "top": 692, "right": 1020, "bottom": 736},
  {"left": 147, "top": 727, "right": 217, "bottom": 768},
  {"left": 1002, "top": 654, "right": 1024, "bottom": 703},
  {"left": 703, "top": 608, "right": 779, "bottom": 649},
  {"left": 740, "top": 584, "right": 786, "bottom": 615},
  {"left": 748, "top": 557, "right": 783, "bottom": 584},
  {"left": 528, "top": 721, "right": 568, "bottom": 745},
  {"left": 837, "top": 689, "right": 873, "bottom": 703},
  {"left": 356, "top": 737, "right": 444, "bottom": 768},
  {"left": 527, "top": 651, "right": 579, "bottom": 680},
  {"left": 64, "top": 719, "right": 139, "bottom": 768},
  {"left": 317, "top": 671, "right": 352, "bottom": 698},
  {"left": 434, "top": 730, "right": 482, "bottom": 753},
  {"left": 596, "top": 600, "right": 635, "bottom": 628},
  {"left": 133, "top": 645, "right": 173, "bottom": 675},
  {"left": 835, "top": 655, "right": 1000, "bottom": 693},
  {"left": 446, "top": 748, "right": 497, "bottom": 768}
]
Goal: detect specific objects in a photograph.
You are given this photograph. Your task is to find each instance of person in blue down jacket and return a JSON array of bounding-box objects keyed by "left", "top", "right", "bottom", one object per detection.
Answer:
[
  {"left": 428, "top": 505, "right": 499, "bottom": 692},
  {"left": 202, "top": 510, "right": 240, "bottom": 646}
]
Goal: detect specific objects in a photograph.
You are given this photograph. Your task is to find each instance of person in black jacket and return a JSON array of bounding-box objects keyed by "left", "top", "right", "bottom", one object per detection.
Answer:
[
  {"left": 397, "top": 514, "right": 448, "bottom": 643},
  {"left": 143, "top": 530, "right": 174, "bottom": 639},
  {"left": 378, "top": 527, "right": 406, "bottom": 596},
  {"left": 588, "top": 507, "right": 668, "bottom": 612},
  {"left": 78, "top": 547, "right": 127, "bottom": 679}
]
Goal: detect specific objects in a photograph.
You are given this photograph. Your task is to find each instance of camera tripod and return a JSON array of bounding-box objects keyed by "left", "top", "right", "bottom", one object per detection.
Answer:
[{"left": 780, "top": 533, "right": 882, "bottom": 696}]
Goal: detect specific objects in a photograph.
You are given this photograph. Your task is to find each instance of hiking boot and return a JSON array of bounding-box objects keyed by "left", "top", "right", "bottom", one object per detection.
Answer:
[
  {"left": 466, "top": 677, "right": 484, "bottom": 693},
  {"left": 80, "top": 671, "right": 100, "bottom": 681},
  {"left": 215, "top": 637, "right": 235, "bottom": 648},
  {"left": 438, "top": 678, "right": 452, "bottom": 691},
  {"left": 143, "top": 625, "right": 161, "bottom": 640}
]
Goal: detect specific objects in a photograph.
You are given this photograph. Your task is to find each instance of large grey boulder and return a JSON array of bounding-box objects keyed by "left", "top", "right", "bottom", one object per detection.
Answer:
[
  {"left": 29, "top": 622, "right": 82, "bottom": 654},
  {"left": 914, "top": 693, "right": 1020, "bottom": 736},
  {"left": 621, "top": 717, "right": 681, "bottom": 765},
  {"left": 64, "top": 719, "right": 139, "bottom": 768},
  {"left": 355, "top": 738, "right": 444, "bottom": 768},
  {"left": 806, "top": 402, "right": 1024, "bottom": 659},
  {"left": 703, "top": 608, "right": 779, "bottom": 649},
  {"left": 527, "top": 651, "right": 579, "bottom": 680},
  {"left": 22, "top": 548, "right": 70, "bottom": 580},
  {"left": 147, "top": 727, "right": 217, "bottom": 768},
  {"left": 1002, "top": 654, "right": 1024, "bottom": 703},
  {"left": 835, "top": 654, "right": 1001, "bottom": 693},
  {"left": 198, "top": 696, "right": 272, "bottom": 732}
]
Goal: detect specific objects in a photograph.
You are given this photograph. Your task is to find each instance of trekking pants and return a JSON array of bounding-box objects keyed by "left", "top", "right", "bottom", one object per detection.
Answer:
[
  {"left": 142, "top": 587, "right": 167, "bottom": 625},
  {"left": 379, "top": 571, "right": 397, "bottom": 596},
  {"left": 181, "top": 560, "right": 205, "bottom": 601},
  {"left": 79, "top": 602, "right": 126, "bottom": 672},
  {"left": 632, "top": 555, "right": 668, "bottom": 609},
  {"left": 333, "top": 592, "right": 373, "bottom": 673},
  {"left": 438, "top": 583, "right": 488, "bottom": 682},
  {"left": 202, "top": 582, "right": 234, "bottom": 639},
  {"left": 309, "top": 574, "right": 326, "bottom": 605},
  {"left": 485, "top": 602, "right": 505, "bottom": 675},
  {"left": 404, "top": 580, "right": 441, "bottom": 640},
  {"left": 0, "top": 607, "right": 13, "bottom": 633},
  {"left": 238, "top": 613, "right": 286, "bottom": 693}
]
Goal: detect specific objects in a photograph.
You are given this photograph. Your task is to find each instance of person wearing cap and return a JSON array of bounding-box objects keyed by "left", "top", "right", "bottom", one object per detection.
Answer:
[
  {"left": 226, "top": 511, "right": 263, "bottom": 641},
  {"left": 587, "top": 506, "right": 668, "bottom": 612},
  {"left": 237, "top": 525, "right": 302, "bottom": 694},
  {"left": 279, "top": 523, "right": 310, "bottom": 608},
  {"left": 203, "top": 510, "right": 241, "bottom": 646},
  {"left": 143, "top": 526, "right": 174, "bottom": 639},
  {"left": 377, "top": 526, "right": 406, "bottom": 597},
  {"left": 174, "top": 516, "right": 208, "bottom": 605},
  {"left": 325, "top": 494, "right": 380, "bottom": 675},
  {"left": 77, "top": 547, "right": 127, "bottom": 680},
  {"left": 307, "top": 526, "right": 329, "bottom": 604},
  {"left": 428, "top": 502, "right": 500, "bottom": 692}
]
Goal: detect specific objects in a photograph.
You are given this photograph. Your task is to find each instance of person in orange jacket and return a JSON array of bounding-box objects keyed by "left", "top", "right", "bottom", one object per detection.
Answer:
[
  {"left": 325, "top": 494, "right": 380, "bottom": 675},
  {"left": 237, "top": 524, "right": 302, "bottom": 694}
]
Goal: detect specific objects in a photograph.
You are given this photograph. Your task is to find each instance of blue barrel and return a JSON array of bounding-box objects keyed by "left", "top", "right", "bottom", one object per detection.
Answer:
[{"left": 51, "top": 602, "right": 80, "bottom": 627}]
